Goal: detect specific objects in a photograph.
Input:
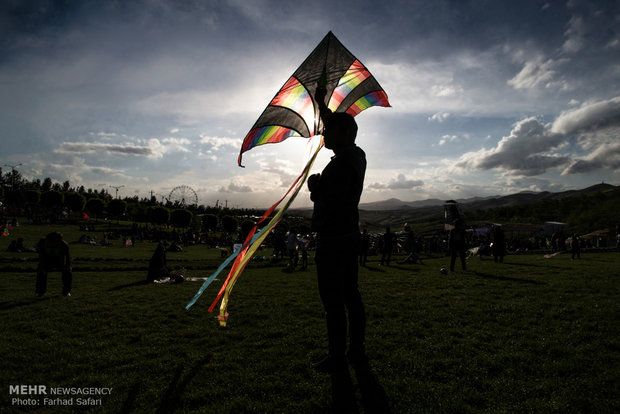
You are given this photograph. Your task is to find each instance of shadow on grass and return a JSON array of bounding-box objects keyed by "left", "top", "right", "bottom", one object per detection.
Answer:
[
  {"left": 329, "top": 370, "right": 359, "bottom": 413},
  {"left": 362, "top": 265, "right": 386, "bottom": 273},
  {"left": 353, "top": 361, "right": 391, "bottom": 413},
  {"left": 0, "top": 296, "right": 53, "bottom": 311},
  {"left": 108, "top": 280, "right": 149, "bottom": 291},
  {"left": 471, "top": 271, "right": 546, "bottom": 285},
  {"left": 328, "top": 362, "right": 392, "bottom": 414},
  {"left": 389, "top": 264, "right": 423, "bottom": 272},
  {"left": 505, "top": 260, "right": 567, "bottom": 270},
  {"left": 156, "top": 356, "right": 211, "bottom": 414},
  {"left": 119, "top": 383, "right": 140, "bottom": 413}
]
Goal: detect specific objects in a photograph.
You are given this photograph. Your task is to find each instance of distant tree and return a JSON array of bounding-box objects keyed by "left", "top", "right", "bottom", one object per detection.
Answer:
[
  {"left": 239, "top": 219, "right": 256, "bottom": 240},
  {"left": 221, "top": 215, "right": 238, "bottom": 234},
  {"left": 40, "top": 190, "right": 63, "bottom": 208},
  {"left": 85, "top": 198, "right": 105, "bottom": 218},
  {"left": 5, "top": 190, "right": 26, "bottom": 208},
  {"left": 4, "top": 168, "right": 24, "bottom": 191},
  {"left": 148, "top": 206, "right": 170, "bottom": 226},
  {"left": 64, "top": 192, "right": 86, "bottom": 213},
  {"left": 202, "top": 214, "right": 218, "bottom": 233},
  {"left": 127, "top": 203, "right": 149, "bottom": 222},
  {"left": 24, "top": 190, "right": 41, "bottom": 205},
  {"left": 42, "top": 178, "right": 53, "bottom": 192},
  {"left": 62, "top": 180, "right": 71, "bottom": 192},
  {"left": 171, "top": 209, "right": 193, "bottom": 228},
  {"left": 107, "top": 199, "right": 127, "bottom": 220}
]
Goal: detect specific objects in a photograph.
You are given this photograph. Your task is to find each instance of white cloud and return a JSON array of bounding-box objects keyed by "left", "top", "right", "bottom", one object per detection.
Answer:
[
  {"left": 562, "top": 15, "right": 586, "bottom": 53},
  {"left": 457, "top": 98, "right": 620, "bottom": 177},
  {"left": 199, "top": 135, "right": 240, "bottom": 152},
  {"left": 551, "top": 96, "right": 620, "bottom": 136},
  {"left": 439, "top": 135, "right": 458, "bottom": 146},
  {"left": 563, "top": 142, "right": 620, "bottom": 174},
  {"left": 508, "top": 57, "right": 559, "bottom": 89},
  {"left": 428, "top": 112, "right": 451, "bottom": 122},
  {"left": 219, "top": 181, "right": 253, "bottom": 193},
  {"left": 457, "top": 117, "right": 569, "bottom": 176},
  {"left": 432, "top": 84, "right": 463, "bottom": 97},
  {"left": 57, "top": 142, "right": 156, "bottom": 157},
  {"left": 368, "top": 174, "right": 424, "bottom": 190}
]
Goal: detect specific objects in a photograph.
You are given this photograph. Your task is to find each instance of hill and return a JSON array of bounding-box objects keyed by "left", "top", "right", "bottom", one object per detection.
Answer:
[
  {"left": 358, "top": 196, "right": 495, "bottom": 211},
  {"left": 358, "top": 183, "right": 616, "bottom": 212},
  {"left": 291, "top": 183, "right": 619, "bottom": 234}
]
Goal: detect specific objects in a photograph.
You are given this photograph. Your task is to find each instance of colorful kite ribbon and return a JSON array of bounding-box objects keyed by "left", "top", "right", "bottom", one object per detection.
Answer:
[{"left": 186, "top": 139, "right": 323, "bottom": 326}]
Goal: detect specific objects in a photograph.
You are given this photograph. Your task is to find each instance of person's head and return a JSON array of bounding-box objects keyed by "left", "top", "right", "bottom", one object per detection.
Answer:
[
  {"left": 323, "top": 112, "right": 358, "bottom": 150},
  {"left": 45, "top": 232, "right": 63, "bottom": 245}
]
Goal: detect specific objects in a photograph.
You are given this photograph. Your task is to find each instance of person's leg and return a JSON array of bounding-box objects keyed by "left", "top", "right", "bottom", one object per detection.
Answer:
[
  {"left": 450, "top": 250, "right": 456, "bottom": 272},
  {"left": 343, "top": 251, "right": 365, "bottom": 358},
  {"left": 316, "top": 249, "right": 347, "bottom": 359},
  {"left": 62, "top": 269, "right": 72, "bottom": 296},
  {"left": 460, "top": 247, "right": 467, "bottom": 270}
]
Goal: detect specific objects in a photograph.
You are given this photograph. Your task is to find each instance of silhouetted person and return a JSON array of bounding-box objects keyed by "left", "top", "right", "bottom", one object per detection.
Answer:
[
  {"left": 571, "top": 234, "right": 581, "bottom": 259},
  {"left": 308, "top": 85, "right": 366, "bottom": 373},
  {"left": 299, "top": 235, "right": 309, "bottom": 271},
  {"left": 400, "top": 224, "right": 422, "bottom": 264},
  {"left": 35, "top": 232, "right": 72, "bottom": 296},
  {"left": 359, "top": 228, "right": 369, "bottom": 266},
  {"left": 492, "top": 225, "right": 506, "bottom": 263},
  {"left": 380, "top": 226, "right": 394, "bottom": 266},
  {"left": 286, "top": 229, "right": 298, "bottom": 272},
  {"left": 449, "top": 219, "right": 467, "bottom": 272},
  {"left": 147, "top": 242, "right": 169, "bottom": 282}
]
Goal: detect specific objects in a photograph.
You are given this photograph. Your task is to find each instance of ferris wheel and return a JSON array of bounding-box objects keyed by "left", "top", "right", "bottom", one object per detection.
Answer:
[{"left": 168, "top": 185, "right": 198, "bottom": 207}]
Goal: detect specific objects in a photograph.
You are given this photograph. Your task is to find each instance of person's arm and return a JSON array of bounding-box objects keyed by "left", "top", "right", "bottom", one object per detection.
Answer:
[{"left": 314, "top": 86, "right": 332, "bottom": 127}]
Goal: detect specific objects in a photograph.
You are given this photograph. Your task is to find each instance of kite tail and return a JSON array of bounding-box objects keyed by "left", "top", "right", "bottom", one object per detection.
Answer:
[
  {"left": 210, "top": 141, "right": 324, "bottom": 326},
  {"left": 186, "top": 140, "right": 323, "bottom": 324},
  {"left": 186, "top": 141, "right": 320, "bottom": 312}
]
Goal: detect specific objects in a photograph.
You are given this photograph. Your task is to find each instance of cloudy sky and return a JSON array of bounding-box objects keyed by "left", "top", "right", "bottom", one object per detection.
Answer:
[{"left": 1, "top": 0, "right": 619, "bottom": 208}]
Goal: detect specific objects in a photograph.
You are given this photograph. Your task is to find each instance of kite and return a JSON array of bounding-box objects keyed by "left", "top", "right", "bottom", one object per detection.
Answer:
[
  {"left": 186, "top": 31, "right": 390, "bottom": 326},
  {"left": 238, "top": 31, "right": 390, "bottom": 167}
]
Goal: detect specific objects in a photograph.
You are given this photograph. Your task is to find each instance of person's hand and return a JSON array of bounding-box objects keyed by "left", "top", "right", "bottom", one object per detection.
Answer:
[
  {"left": 308, "top": 173, "right": 320, "bottom": 192},
  {"left": 315, "top": 86, "right": 327, "bottom": 105}
]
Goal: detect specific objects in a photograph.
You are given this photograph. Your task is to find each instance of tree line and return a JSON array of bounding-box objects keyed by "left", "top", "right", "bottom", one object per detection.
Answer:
[{"left": 0, "top": 169, "right": 271, "bottom": 233}]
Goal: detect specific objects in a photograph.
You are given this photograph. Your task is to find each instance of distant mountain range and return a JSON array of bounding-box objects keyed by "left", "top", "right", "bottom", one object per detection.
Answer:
[
  {"left": 359, "top": 196, "right": 495, "bottom": 211},
  {"left": 358, "top": 183, "right": 617, "bottom": 212},
  {"left": 289, "top": 183, "right": 618, "bottom": 231}
]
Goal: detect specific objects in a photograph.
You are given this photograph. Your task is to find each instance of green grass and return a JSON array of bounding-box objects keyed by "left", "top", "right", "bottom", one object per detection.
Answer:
[{"left": 1, "top": 222, "right": 619, "bottom": 413}]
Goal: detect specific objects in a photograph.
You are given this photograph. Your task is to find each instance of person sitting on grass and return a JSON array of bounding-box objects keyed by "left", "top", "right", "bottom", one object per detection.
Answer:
[{"left": 147, "top": 242, "right": 170, "bottom": 282}]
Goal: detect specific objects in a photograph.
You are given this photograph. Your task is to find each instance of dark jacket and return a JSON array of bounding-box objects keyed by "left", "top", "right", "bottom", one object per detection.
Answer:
[
  {"left": 38, "top": 238, "right": 71, "bottom": 270},
  {"left": 311, "top": 144, "right": 366, "bottom": 236}
]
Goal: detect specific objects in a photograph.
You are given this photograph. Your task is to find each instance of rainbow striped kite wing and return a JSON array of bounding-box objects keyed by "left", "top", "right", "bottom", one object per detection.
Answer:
[
  {"left": 238, "top": 75, "right": 314, "bottom": 166},
  {"left": 327, "top": 59, "right": 390, "bottom": 115},
  {"left": 238, "top": 32, "right": 390, "bottom": 166}
]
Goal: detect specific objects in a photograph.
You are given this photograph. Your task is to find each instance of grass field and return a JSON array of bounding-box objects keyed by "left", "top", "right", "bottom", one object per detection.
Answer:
[{"left": 1, "top": 222, "right": 619, "bottom": 413}]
